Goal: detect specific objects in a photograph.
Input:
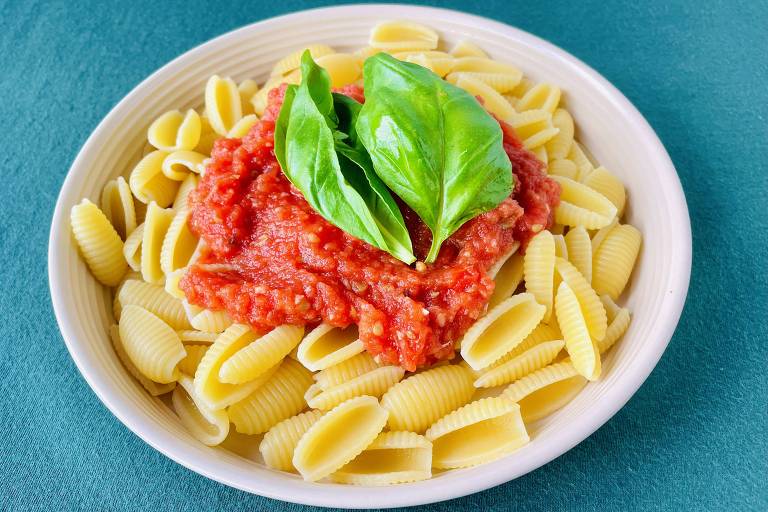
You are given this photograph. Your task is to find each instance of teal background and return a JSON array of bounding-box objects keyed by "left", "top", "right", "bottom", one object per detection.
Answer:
[{"left": 1, "top": 0, "right": 766, "bottom": 510}]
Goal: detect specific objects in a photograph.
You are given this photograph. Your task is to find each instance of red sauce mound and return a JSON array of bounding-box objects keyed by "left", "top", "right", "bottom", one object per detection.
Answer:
[{"left": 180, "top": 84, "right": 559, "bottom": 370}]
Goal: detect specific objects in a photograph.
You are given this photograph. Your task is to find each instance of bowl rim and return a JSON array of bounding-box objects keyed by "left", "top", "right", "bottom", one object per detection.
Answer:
[{"left": 48, "top": 3, "right": 692, "bottom": 508}]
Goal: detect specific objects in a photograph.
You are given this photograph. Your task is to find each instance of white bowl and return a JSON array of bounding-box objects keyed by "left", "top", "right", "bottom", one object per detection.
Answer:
[{"left": 48, "top": 4, "right": 691, "bottom": 508}]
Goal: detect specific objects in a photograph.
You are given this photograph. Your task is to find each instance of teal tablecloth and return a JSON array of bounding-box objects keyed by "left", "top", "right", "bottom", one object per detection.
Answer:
[{"left": 1, "top": 0, "right": 766, "bottom": 510}]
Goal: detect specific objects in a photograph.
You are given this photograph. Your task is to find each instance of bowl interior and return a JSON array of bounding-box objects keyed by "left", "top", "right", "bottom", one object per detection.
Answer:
[{"left": 49, "top": 5, "right": 690, "bottom": 508}]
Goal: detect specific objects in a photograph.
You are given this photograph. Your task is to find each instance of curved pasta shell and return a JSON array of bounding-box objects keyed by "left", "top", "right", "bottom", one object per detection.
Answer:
[
  {"left": 426, "top": 397, "right": 529, "bottom": 469},
  {"left": 100, "top": 176, "right": 136, "bottom": 239},
  {"left": 552, "top": 175, "right": 617, "bottom": 229},
  {"left": 369, "top": 21, "right": 438, "bottom": 51},
  {"left": 109, "top": 325, "right": 175, "bottom": 396},
  {"left": 524, "top": 230, "right": 556, "bottom": 321},
  {"left": 122, "top": 223, "right": 144, "bottom": 272},
  {"left": 508, "top": 109, "right": 558, "bottom": 150},
  {"left": 567, "top": 141, "right": 595, "bottom": 180},
  {"left": 238, "top": 79, "right": 259, "bottom": 115},
  {"left": 164, "top": 267, "right": 186, "bottom": 299},
  {"left": 218, "top": 325, "right": 305, "bottom": 384},
  {"left": 205, "top": 75, "right": 242, "bottom": 135},
  {"left": 461, "top": 293, "right": 546, "bottom": 370},
  {"left": 293, "top": 395, "right": 388, "bottom": 482},
  {"left": 555, "top": 257, "right": 606, "bottom": 341},
  {"left": 129, "top": 150, "right": 179, "bottom": 207},
  {"left": 392, "top": 51, "right": 454, "bottom": 77},
  {"left": 592, "top": 224, "right": 642, "bottom": 300},
  {"left": 117, "top": 279, "right": 191, "bottom": 330},
  {"left": 314, "top": 352, "right": 379, "bottom": 390},
  {"left": 474, "top": 339, "right": 565, "bottom": 388},
  {"left": 553, "top": 234, "right": 568, "bottom": 259},
  {"left": 178, "top": 344, "right": 209, "bottom": 376},
  {"left": 140, "top": 202, "right": 174, "bottom": 284},
  {"left": 314, "top": 53, "right": 362, "bottom": 88},
  {"left": 599, "top": 294, "right": 621, "bottom": 322},
  {"left": 331, "top": 431, "right": 432, "bottom": 485},
  {"left": 449, "top": 39, "right": 487, "bottom": 58},
  {"left": 502, "top": 361, "right": 587, "bottom": 422},
  {"left": 591, "top": 217, "right": 619, "bottom": 254},
  {"left": 176, "top": 330, "right": 218, "bottom": 344},
  {"left": 447, "top": 72, "right": 515, "bottom": 122},
  {"left": 193, "top": 324, "right": 276, "bottom": 409},
  {"left": 270, "top": 44, "right": 335, "bottom": 76},
  {"left": 148, "top": 109, "right": 201, "bottom": 152},
  {"left": 229, "top": 358, "right": 314, "bottom": 435},
  {"left": 516, "top": 82, "right": 561, "bottom": 113},
  {"left": 70, "top": 199, "right": 126, "bottom": 287},
  {"left": 547, "top": 158, "right": 579, "bottom": 179},
  {"left": 554, "top": 282, "right": 601, "bottom": 380},
  {"left": 296, "top": 323, "right": 364, "bottom": 371},
  {"left": 597, "top": 306, "right": 631, "bottom": 353},
  {"left": 565, "top": 226, "right": 593, "bottom": 284},
  {"left": 489, "top": 252, "right": 523, "bottom": 308},
  {"left": 172, "top": 173, "right": 199, "bottom": 211},
  {"left": 159, "top": 207, "right": 197, "bottom": 276},
  {"left": 260, "top": 410, "right": 324, "bottom": 472},
  {"left": 183, "top": 302, "right": 234, "bottom": 333},
  {"left": 225, "top": 114, "right": 258, "bottom": 138},
  {"left": 488, "top": 321, "right": 563, "bottom": 370},
  {"left": 582, "top": 166, "right": 626, "bottom": 217},
  {"left": 509, "top": 77, "right": 534, "bottom": 98},
  {"left": 531, "top": 145, "right": 548, "bottom": 166},
  {"left": 162, "top": 150, "right": 207, "bottom": 181},
  {"left": 544, "top": 109, "right": 575, "bottom": 159},
  {"left": 451, "top": 57, "right": 522, "bottom": 78},
  {"left": 172, "top": 374, "right": 228, "bottom": 446},
  {"left": 308, "top": 366, "right": 405, "bottom": 411},
  {"left": 381, "top": 365, "right": 474, "bottom": 433},
  {"left": 118, "top": 305, "right": 185, "bottom": 384}
]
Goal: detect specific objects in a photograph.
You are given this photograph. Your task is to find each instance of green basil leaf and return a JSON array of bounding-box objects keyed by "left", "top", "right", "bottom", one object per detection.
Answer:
[{"left": 356, "top": 53, "right": 514, "bottom": 262}]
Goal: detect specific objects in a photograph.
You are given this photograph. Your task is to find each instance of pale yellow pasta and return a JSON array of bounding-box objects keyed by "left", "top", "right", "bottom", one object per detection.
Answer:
[
  {"left": 176, "top": 330, "right": 219, "bottom": 344},
  {"left": 160, "top": 207, "right": 197, "bottom": 276},
  {"left": 447, "top": 71, "right": 520, "bottom": 94},
  {"left": 122, "top": 223, "right": 144, "bottom": 272},
  {"left": 252, "top": 75, "right": 295, "bottom": 116},
  {"left": 172, "top": 374, "right": 229, "bottom": 446},
  {"left": 296, "top": 323, "right": 365, "bottom": 372},
  {"left": 173, "top": 173, "right": 199, "bottom": 212},
  {"left": 148, "top": 109, "right": 201, "bottom": 152},
  {"left": 509, "top": 76, "right": 534, "bottom": 98},
  {"left": 100, "top": 176, "right": 136, "bottom": 239},
  {"left": 544, "top": 108, "right": 575, "bottom": 159},
  {"left": 567, "top": 141, "right": 595, "bottom": 179},
  {"left": 308, "top": 366, "right": 404, "bottom": 411},
  {"left": 70, "top": 199, "right": 127, "bottom": 287},
  {"left": 508, "top": 109, "right": 559, "bottom": 149},
  {"left": 554, "top": 282, "right": 601, "bottom": 380},
  {"left": 592, "top": 224, "right": 642, "bottom": 300},
  {"left": 314, "top": 53, "right": 362, "bottom": 87},
  {"left": 218, "top": 325, "right": 305, "bottom": 384},
  {"left": 392, "top": 51, "right": 453, "bottom": 77},
  {"left": 109, "top": 325, "right": 175, "bottom": 396},
  {"left": 194, "top": 117, "right": 218, "bottom": 155},
  {"left": 314, "top": 352, "right": 380, "bottom": 390},
  {"left": 270, "top": 44, "right": 335, "bottom": 76},
  {"left": 229, "top": 358, "right": 314, "bottom": 435},
  {"left": 226, "top": 114, "right": 258, "bottom": 138},
  {"left": 117, "top": 279, "right": 191, "bottom": 330},
  {"left": 331, "top": 431, "right": 432, "bottom": 485},
  {"left": 599, "top": 294, "right": 621, "bottom": 322},
  {"left": 532, "top": 145, "right": 548, "bottom": 165},
  {"left": 565, "top": 226, "right": 593, "bottom": 283},
  {"left": 488, "top": 252, "right": 524, "bottom": 308},
  {"left": 524, "top": 230, "right": 556, "bottom": 321},
  {"left": 488, "top": 321, "right": 563, "bottom": 370},
  {"left": 461, "top": 293, "right": 545, "bottom": 370},
  {"left": 547, "top": 159, "right": 579, "bottom": 179},
  {"left": 140, "top": 202, "right": 174, "bottom": 284},
  {"left": 502, "top": 361, "right": 587, "bottom": 422},
  {"left": 555, "top": 257, "right": 606, "bottom": 341},
  {"left": 178, "top": 344, "right": 209, "bottom": 375},
  {"left": 474, "top": 339, "right": 565, "bottom": 388},
  {"left": 304, "top": 382, "right": 323, "bottom": 404},
  {"left": 161, "top": 150, "right": 207, "bottom": 181},
  {"left": 164, "top": 267, "right": 186, "bottom": 299},
  {"left": 129, "top": 150, "right": 179, "bottom": 207},
  {"left": 426, "top": 397, "right": 529, "bottom": 469},
  {"left": 590, "top": 217, "right": 619, "bottom": 254},
  {"left": 183, "top": 302, "right": 234, "bottom": 332},
  {"left": 293, "top": 395, "right": 389, "bottom": 482},
  {"left": 118, "top": 305, "right": 185, "bottom": 384},
  {"left": 447, "top": 73, "right": 514, "bottom": 121},
  {"left": 219, "top": 430, "right": 263, "bottom": 462},
  {"left": 380, "top": 365, "right": 474, "bottom": 433},
  {"left": 553, "top": 234, "right": 568, "bottom": 259},
  {"left": 260, "top": 410, "right": 324, "bottom": 472},
  {"left": 552, "top": 175, "right": 617, "bottom": 229},
  {"left": 369, "top": 21, "right": 438, "bottom": 51},
  {"left": 516, "top": 82, "right": 561, "bottom": 113},
  {"left": 597, "top": 295, "right": 631, "bottom": 353},
  {"left": 193, "top": 324, "right": 278, "bottom": 409},
  {"left": 582, "top": 166, "right": 626, "bottom": 217},
  {"left": 450, "top": 39, "right": 487, "bottom": 58},
  {"left": 238, "top": 79, "right": 259, "bottom": 115},
  {"left": 451, "top": 57, "right": 522, "bottom": 79},
  {"left": 205, "top": 75, "right": 242, "bottom": 135}
]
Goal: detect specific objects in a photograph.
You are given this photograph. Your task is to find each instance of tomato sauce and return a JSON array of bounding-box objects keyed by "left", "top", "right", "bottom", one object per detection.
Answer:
[{"left": 180, "top": 84, "right": 560, "bottom": 370}]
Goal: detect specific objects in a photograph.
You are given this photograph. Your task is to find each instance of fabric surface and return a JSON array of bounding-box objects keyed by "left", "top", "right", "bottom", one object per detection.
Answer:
[{"left": 1, "top": 0, "right": 766, "bottom": 510}]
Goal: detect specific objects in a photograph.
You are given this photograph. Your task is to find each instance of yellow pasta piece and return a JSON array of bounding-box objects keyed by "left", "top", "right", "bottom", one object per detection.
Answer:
[
  {"left": 161, "top": 150, "right": 207, "bottom": 181},
  {"left": 392, "top": 51, "right": 453, "bottom": 77},
  {"left": 314, "top": 53, "right": 362, "bottom": 88},
  {"left": 451, "top": 57, "right": 522, "bottom": 78},
  {"left": 450, "top": 39, "right": 488, "bottom": 58},
  {"left": 554, "top": 282, "right": 601, "bottom": 381},
  {"left": 178, "top": 344, "right": 209, "bottom": 375},
  {"left": 164, "top": 267, "right": 186, "bottom": 299},
  {"left": 176, "top": 330, "right": 218, "bottom": 344},
  {"left": 381, "top": 365, "right": 474, "bottom": 433},
  {"left": 567, "top": 140, "right": 595, "bottom": 179},
  {"left": 474, "top": 339, "right": 565, "bottom": 388},
  {"left": 129, "top": 150, "right": 179, "bottom": 207},
  {"left": 118, "top": 305, "right": 185, "bottom": 384},
  {"left": 147, "top": 109, "right": 201, "bottom": 152},
  {"left": 455, "top": 71, "right": 521, "bottom": 93},
  {"left": 218, "top": 325, "right": 304, "bottom": 384},
  {"left": 523, "top": 230, "right": 556, "bottom": 321},
  {"left": 293, "top": 395, "right": 388, "bottom": 482},
  {"left": 140, "top": 202, "right": 174, "bottom": 284},
  {"left": 532, "top": 145, "right": 548, "bottom": 165},
  {"left": 304, "top": 382, "right": 323, "bottom": 404},
  {"left": 250, "top": 76, "right": 283, "bottom": 116},
  {"left": 426, "top": 397, "right": 529, "bottom": 469},
  {"left": 592, "top": 224, "right": 642, "bottom": 300},
  {"left": 590, "top": 217, "right": 619, "bottom": 254},
  {"left": 565, "top": 226, "right": 593, "bottom": 283},
  {"left": 172, "top": 172, "right": 198, "bottom": 211},
  {"left": 270, "top": 44, "right": 335, "bottom": 76},
  {"left": 172, "top": 374, "right": 229, "bottom": 446},
  {"left": 205, "top": 75, "right": 242, "bottom": 135},
  {"left": 109, "top": 325, "right": 175, "bottom": 396},
  {"left": 219, "top": 430, "right": 263, "bottom": 462},
  {"left": 599, "top": 294, "right": 621, "bottom": 322},
  {"left": 193, "top": 324, "right": 278, "bottom": 409},
  {"left": 502, "top": 361, "right": 587, "bottom": 422},
  {"left": 582, "top": 166, "right": 627, "bottom": 218},
  {"left": 308, "top": 366, "right": 405, "bottom": 411},
  {"left": 331, "top": 431, "right": 432, "bottom": 485},
  {"left": 489, "top": 252, "right": 524, "bottom": 308},
  {"left": 314, "top": 352, "right": 379, "bottom": 390},
  {"left": 133, "top": 200, "right": 147, "bottom": 225},
  {"left": 547, "top": 159, "right": 579, "bottom": 179},
  {"left": 238, "top": 79, "right": 259, "bottom": 116},
  {"left": 488, "top": 321, "right": 563, "bottom": 370},
  {"left": 509, "top": 77, "right": 534, "bottom": 98},
  {"left": 461, "top": 293, "right": 545, "bottom": 370},
  {"left": 229, "top": 358, "right": 313, "bottom": 435},
  {"left": 296, "top": 323, "right": 365, "bottom": 371},
  {"left": 551, "top": 175, "right": 617, "bottom": 229},
  {"left": 448, "top": 72, "right": 515, "bottom": 121},
  {"left": 100, "top": 176, "right": 136, "bottom": 239},
  {"left": 553, "top": 234, "right": 568, "bottom": 259},
  {"left": 543, "top": 108, "right": 575, "bottom": 160},
  {"left": 117, "top": 279, "right": 191, "bottom": 330},
  {"left": 160, "top": 207, "right": 197, "bottom": 276},
  {"left": 597, "top": 298, "right": 631, "bottom": 354},
  {"left": 508, "top": 109, "right": 558, "bottom": 150},
  {"left": 225, "top": 114, "right": 258, "bottom": 138},
  {"left": 260, "top": 410, "right": 324, "bottom": 472},
  {"left": 516, "top": 82, "right": 561, "bottom": 113},
  {"left": 70, "top": 199, "right": 127, "bottom": 287},
  {"left": 369, "top": 21, "right": 438, "bottom": 51},
  {"left": 183, "top": 302, "right": 234, "bottom": 332},
  {"left": 555, "top": 257, "right": 606, "bottom": 341}
]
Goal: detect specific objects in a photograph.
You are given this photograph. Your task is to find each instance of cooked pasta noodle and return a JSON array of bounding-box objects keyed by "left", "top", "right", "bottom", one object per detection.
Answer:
[
  {"left": 566, "top": 141, "right": 595, "bottom": 180},
  {"left": 172, "top": 173, "right": 199, "bottom": 211},
  {"left": 307, "top": 366, "right": 404, "bottom": 410},
  {"left": 502, "top": 361, "right": 588, "bottom": 422},
  {"left": 129, "top": 150, "right": 179, "bottom": 207},
  {"left": 524, "top": 230, "right": 556, "bottom": 321},
  {"left": 369, "top": 21, "right": 438, "bottom": 51},
  {"left": 70, "top": 199, "right": 127, "bottom": 287},
  {"left": 140, "top": 202, "right": 174, "bottom": 284},
  {"left": 552, "top": 175, "right": 617, "bottom": 229},
  {"left": 117, "top": 279, "right": 191, "bottom": 330},
  {"left": 554, "top": 282, "right": 601, "bottom": 381},
  {"left": 508, "top": 109, "right": 559, "bottom": 149},
  {"left": 178, "top": 344, "right": 209, "bottom": 375},
  {"left": 176, "top": 330, "right": 219, "bottom": 344},
  {"left": 296, "top": 324, "right": 365, "bottom": 371},
  {"left": 205, "top": 75, "right": 242, "bottom": 135},
  {"left": 118, "top": 305, "right": 186, "bottom": 384},
  {"left": 547, "top": 158, "right": 579, "bottom": 180},
  {"left": 148, "top": 109, "right": 201, "bottom": 153},
  {"left": 544, "top": 109, "right": 575, "bottom": 159},
  {"left": 449, "top": 39, "right": 488, "bottom": 58},
  {"left": 553, "top": 234, "right": 568, "bottom": 259},
  {"left": 516, "top": 83, "right": 561, "bottom": 113},
  {"left": 159, "top": 207, "right": 197, "bottom": 276},
  {"left": 172, "top": 374, "right": 229, "bottom": 446},
  {"left": 488, "top": 252, "right": 523, "bottom": 308},
  {"left": 237, "top": 79, "right": 259, "bottom": 116},
  {"left": 448, "top": 72, "right": 514, "bottom": 121},
  {"left": 100, "top": 176, "right": 136, "bottom": 240},
  {"left": 582, "top": 166, "right": 626, "bottom": 217},
  {"left": 218, "top": 325, "right": 304, "bottom": 384},
  {"left": 260, "top": 410, "right": 324, "bottom": 472},
  {"left": 564, "top": 226, "right": 593, "bottom": 283},
  {"left": 313, "top": 352, "right": 380, "bottom": 390},
  {"left": 474, "top": 339, "right": 565, "bottom": 388},
  {"left": 122, "top": 222, "right": 144, "bottom": 272},
  {"left": 591, "top": 224, "right": 642, "bottom": 300},
  {"left": 271, "top": 44, "right": 335, "bottom": 76},
  {"left": 109, "top": 325, "right": 175, "bottom": 396},
  {"left": 555, "top": 257, "right": 607, "bottom": 341},
  {"left": 162, "top": 150, "right": 207, "bottom": 181}
]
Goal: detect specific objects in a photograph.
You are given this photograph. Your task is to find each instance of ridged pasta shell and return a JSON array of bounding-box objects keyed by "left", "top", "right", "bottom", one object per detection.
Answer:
[
  {"left": 118, "top": 305, "right": 185, "bottom": 384},
  {"left": 447, "top": 72, "right": 515, "bottom": 121},
  {"left": 183, "top": 302, "right": 234, "bottom": 332},
  {"left": 369, "top": 21, "right": 438, "bottom": 51},
  {"left": 450, "top": 71, "right": 520, "bottom": 93},
  {"left": 566, "top": 141, "right": 595, "bottom": 180},
  {"left": 176, "top": 330, "right": 219, "bottom": 344},
  {"left": 225, "top": 114, "right": 258, "bottom": 138},
  {"left": 129, "top": 150, "right": 179, "bottom": 207},
  {"left": 178, "top": 344, "right": 209, "bottom": 376},
  {"left": 599, "top": 294, "right": 622, "bottom": 322},
  {"left": 296, "top": 323, "right": 364, "bottom": 371},
  {"left": 488, "top": 321, "right": 563, "bottom": 369},
  {"left": 488, "top": 251, "right": 523, "bottom": 308},
  {"left": 548, "top": 159, "right": 579, "bottom": 179},
  {"left": 592, "top": 224, "right": 642, "bottom": 300},
  {"left": 516, "top": 82, "right": 561, "bottom": 113},
  {"left": 502, "top": 361, "right": 588, "bottom": 422},
  {"left": 159, "top": 207, "right": 197, "bottom": 276},
  {"left": 590, "top": 218, "right": 619, "bottom": 254},
  {"left": 582, "top": 166, "right": 626, "bottom": 217},
  {"left": 524, "top": 230, "right": 556, "bottom": 321},
  {"left": 565, "top": 226, "right": 593, "bottom": 284},
  {"left": 218, "top": 325, "right": 305, "bottom": 384},
  {"left": 172, "top": 173, "right": 199, "bottom": 211},
  {"left": 474, "top": 339, "right": 565, "bottom": 388},
  {"left": 70, "top": 199, "right": 127, "bottom": 287},
  {"left": 148, "top": 109, "right": 201, "bottom": 152},
  {"left": 237, "top": 79, "right": 259, "bottom": 116},
  {"left": 117, "top": 279, "right": 191, "bottom": 330},
  {"left": 122, "top": 223, "right": 144, "bottom": 272},
  {"left": 531, "top": 145, "right": 548, "bottom": 165},
  {"left": 162, "top": 150, "right": 206, "bottom": 181},
  {"left": 109, "top": 325, "right": 175, "bottom": 396},
  {"left": 172, "top": 374, "right": 229, "bottom": 446},
  {"left": 509, "top": 77, "right": 534, "bottom": 98},
  {"left": 140, "top": 202, "right": 174, "bottom": 284},
  {"left": 308, "top": 366, "right": 405, "bottom": 411},
  {"left": 552, "top": 175, "right": 617, "bottom": 229},
  {"left": 314, "top": 352, "right": 380, "bottom": 390},
  {"left": 451, "top": 57, "right": 522, "bottom": 78},
  {"left": 270, "top": 44, "right": 335, "bottom": 76},
  {"left": 554, "top": 282, "right": 601, "bottom": 381},
  {"left": 555, "top": 257, "right": 607, "bottom": 341},
  {"left": 598, "top": 306, "right": 631, "bottom": 354},
  {"left": 100, "top": 176, "right": 136, "bottom": 240},
  {"left": 205, "top": 75, "right": 242, "bottom": 135},
  {"left": 553, "top": 234, "right": 568, "bottom": 260},
  {"left": 544, "top": 109, "right": 575, "bottom": 159},
  {"left": 260, "top": 410, "right": 324, "bottom": 472},
  {"left": 449, "top": 40, "right": 488, "bottom": 58}
]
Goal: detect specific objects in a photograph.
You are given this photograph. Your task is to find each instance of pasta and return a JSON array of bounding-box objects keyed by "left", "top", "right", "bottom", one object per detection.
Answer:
[
  {"left": 544, "top": 109, "right": 575, "bottom": 159},
  {"left": 172, "top": 374, "right": 229, "bottom": 446},
  {"left": 552, "top": 175, "right": 617, "bottom": 229},
  {"left": 184, "top": 302, "right": 234, "bottom": 332},
  {"left": 118, "top": 305, "right": 186, "bottom": 384},
  {"left": 178, "top": 344, "right": 209, "bottom": 375},
  {"left": 100, "top": 176, "right": 136, "bottom": 239},
  {"left": 205, "top": 75, "right": 242, "bottom": 135},
  {"left": 488, "top": 321, "right": 563, "bottom": 370},
  {"left": 176, "top": 330, "right": 219, "bottom": 344},
  {"left": 237, "top": 79, "right": 259, "bottom": 115},
  {"left": 488, "top": 251, "right": 523, "bottom": 308},
  {"left": 173, "top": 173, "right": 199, "bottom": 211},
  {"left": 553, "top": 234, "right": 568, "bottom": 259},
  {"left": 554, "top": 282, "right": 601, "bottom": 380},
  {"left": 260, "top": 410, "right": 324, "bottom": 472},
  {"left": 474, "top": 339, "right": 565, "bottom": 388},
  {"left": 129, "top": 150, "right": 179, "bottom": 207},
  {"left": 591, "top": 224, "right": 642, "bottom": 300},
  {"left": 547, "top": 158, "right": 579, "bottom": 180},
  {"left": 307, "top": 366, "right": 404, "bottom": 410},
  {"left": 271, "top": 44, "right": 335, "bottom": 76},
  {"left": 564, "top": 226, "right": 593, "bottom": 283},
  {"left": 109, "top": 325, "right": 175, "bottom": 396},
  {"left": 426, "top": 397, "right": 529, "bottom": 469},
  {"left": 448, "top": 72, "right": 515, "bottom": 121},
  {"left": 502, "top": 361, "right": 588, "bottom": 422},
  {"left": 450, "top": 39, "right": 487, "bottom": 58},
  {"left": 148, "top": 109, "right": 201, "bottom": 153},
  {"left": 508, "top": 109, "right": 559, "bottom": 150},
  {"left": 313, "top": 352, "right": 379, "bottom": 390},
  {"left": 226, "top": 114, "right": 259, "bottom": 138},
  {"left": 218, "top": 324, "right": 305, "bottom": 384},
  {"left": 140, "top": 202, "right": 174, "bottom": 284},
  {"left": 555, "top": 257, "right": 607, "bottom": 341},
  {"left": 122, "top": 223, "right": 144, "bottom": 272},
  {"left": 524, "top": 230, "right": 556, "bottom": 321},
  {"left": 516, "top": 83, "right": 561, "bottom": 113},
  {"left": 597, "top": 295, "right": 631, "bottom": 353},
  {"left": 70, "top": 199, "right": 126, "bottom": 287},
  {"left": 369, "top": 21, "right": 438, "bottom": 51},
  {"left": 566, "top": 141, "right": 595, "bottom": 181},
  {"left": 331, "top": 431, "right": 432, "bottom": 485},
  {"left": 292, "top": 395, "right": 388, "bottom": 482},
  {"left": 296, "top": 324, "right": 365, "bottom": 372},
  {"left": 159, "top": 207, "right": 197, "bottom": 275},
  {"left": 582, "top": 166, "right": 626, "bottom": 217},
  {"left": 162, "top": 150, "right": 207, "bottom": 181},
  {"left": 117, "top": 279, "right": 191, "bottom": 330}
]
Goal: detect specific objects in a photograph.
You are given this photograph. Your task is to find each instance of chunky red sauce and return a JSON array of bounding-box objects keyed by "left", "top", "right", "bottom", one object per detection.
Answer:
[{"left": 180, "top": 84, "right": 560, "bottom": 370}]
